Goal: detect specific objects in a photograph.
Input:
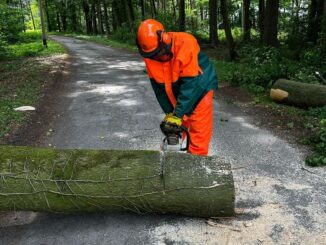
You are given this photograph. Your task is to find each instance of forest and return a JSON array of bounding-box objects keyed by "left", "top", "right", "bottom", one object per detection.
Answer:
[{"left": 0, "top": 0, "right": 325, "bottom": 166}]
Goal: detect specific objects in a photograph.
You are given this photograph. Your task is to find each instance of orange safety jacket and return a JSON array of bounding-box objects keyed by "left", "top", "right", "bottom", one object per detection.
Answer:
[{"left": 144, "top": 32, "right": 218, "bottom": 118}]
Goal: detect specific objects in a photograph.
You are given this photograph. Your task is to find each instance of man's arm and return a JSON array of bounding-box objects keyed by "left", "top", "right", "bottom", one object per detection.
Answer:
[{"left": 150, "top": 79, "right": 174, "bottom": 114}]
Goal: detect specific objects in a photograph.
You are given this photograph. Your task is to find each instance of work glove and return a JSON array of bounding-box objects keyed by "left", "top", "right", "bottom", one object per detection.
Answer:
[{"left": 160, "top": 114, "right": 183, "bottom": 135}]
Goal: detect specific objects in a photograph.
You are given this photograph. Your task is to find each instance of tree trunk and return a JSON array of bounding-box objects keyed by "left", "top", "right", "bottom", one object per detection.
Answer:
[
  {"left": 61, "top": 6, "right": 67, "bottom": 32},
  {"left": 172, "top": 0, "right": 177, "bottom": 21},
  {"left": 321, "top": 0, "right": 326, "bottom": 56},
  {"left": 258, "top": 0, "right": 265, "bottom": 41},
  {"left": 83, "top": 0, "right": 93, "bottom": 34},
  {"left": 307, "top": 0, "right": 325, "bottom": 44},
  {"left": 29, "top": 3, "right": 36, "bottom": 30},
  {"left": 44, "top": 0, "right": 52, "bottom": 32},
  {"left": 242, "top": 0, "right": 251, "bottom": 41},
  {"left": 19, "top": 0, "right": 26, "bottom": 32},
  {"left": 179, "top": 0, "right": 185, "bottom": 31},
  {"left": 112, "top": 0, "right": 121, "bottom": 29},
  {"left": 271, "top": 79, "right": 326, "bottom": 107},
  {"left": 56, "top": 11, "right": 61, "bottom": 32},
  {"left": 0, "top": 146, "right": 235, "bottom": 218},
  {"left": 103, "top": 0, "right": 110, "bottom": 34},
  {"left": 263, "top": 0, "right": 279, "bottom": 47},
  {"left": 139, "top": 0, "right": 145, "bottom": 20},
  {"left": 220, "top": 0, "right": 236, "bottom": 60},
  {"left": 150, "top": 0, "right": 157, "bottom": 18},
  {"left": 91, "top": 0, "right": 98, "bottom": 34},
  {"left": 126, "top": 0, "right": 135, "bottom": 34},
  {"left": 70, "top": 1, "right": 78, "bottom": 33},
  {"left": 209, "top": 0, "right": 219, "bottom": 47},
  {"left": 96, "top": 0, "right": 103, "bottom": 35}
]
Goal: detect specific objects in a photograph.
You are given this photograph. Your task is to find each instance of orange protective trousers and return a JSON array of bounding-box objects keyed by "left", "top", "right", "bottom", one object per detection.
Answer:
[{"left": 182, "top": 90, "right": 214, "bottom": 156}]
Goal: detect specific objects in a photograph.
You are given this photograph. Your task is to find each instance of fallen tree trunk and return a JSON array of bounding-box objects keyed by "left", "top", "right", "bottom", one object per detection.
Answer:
[
  {"left": 270, "top": 79, "right": 326, "bottom": 107},
  {"left": 0, "top": 146, "right": 235, "bottom": 218}
]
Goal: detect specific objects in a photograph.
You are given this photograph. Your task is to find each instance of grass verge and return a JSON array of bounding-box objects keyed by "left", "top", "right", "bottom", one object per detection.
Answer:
[{"left": 0, "top": 31, "right": 65, "bottom": 142}]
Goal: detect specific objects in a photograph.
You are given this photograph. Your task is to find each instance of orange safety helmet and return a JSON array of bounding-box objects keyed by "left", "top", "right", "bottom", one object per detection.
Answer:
[{"left": 136, "top": 19, "right": 172, "bottom": 58}]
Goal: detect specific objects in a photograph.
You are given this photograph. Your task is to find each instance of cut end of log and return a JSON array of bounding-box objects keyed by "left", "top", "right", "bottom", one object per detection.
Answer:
[{"left": 270, "top": 88, "right": 289, "bottom": 102}]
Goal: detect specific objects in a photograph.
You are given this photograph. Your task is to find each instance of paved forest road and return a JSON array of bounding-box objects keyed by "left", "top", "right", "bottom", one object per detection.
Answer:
[{"left": 1, "top": 36, "right": 325, "bottom": 245}]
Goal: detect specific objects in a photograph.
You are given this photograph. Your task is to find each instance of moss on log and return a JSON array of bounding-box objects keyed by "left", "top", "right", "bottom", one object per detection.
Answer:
[
  {"left": 271, "top": 79, "right": 326, "bottom": 107},
  {"left": 0, "top": 146, "right": 235, "bottom": 218}
]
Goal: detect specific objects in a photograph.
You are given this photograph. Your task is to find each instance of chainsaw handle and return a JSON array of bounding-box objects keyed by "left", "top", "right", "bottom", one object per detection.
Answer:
[{"left": 180, "top": 125, "right": 190, "bottom": 151}]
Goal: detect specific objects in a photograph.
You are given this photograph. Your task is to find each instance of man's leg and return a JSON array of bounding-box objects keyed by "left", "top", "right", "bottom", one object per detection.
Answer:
[{"left": 187, "top": 90, "right": 214, "bottom": 156}]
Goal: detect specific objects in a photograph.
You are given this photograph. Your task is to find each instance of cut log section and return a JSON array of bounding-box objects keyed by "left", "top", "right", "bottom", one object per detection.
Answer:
[
  {"left": 0, "top": 146, "right": 235, "bottom": 218},
  {"left": 271, "top": 79, "right": 326, "bottom": 107}
]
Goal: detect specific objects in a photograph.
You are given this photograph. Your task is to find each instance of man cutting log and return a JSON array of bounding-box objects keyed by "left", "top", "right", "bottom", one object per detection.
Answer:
[{"left": 136, "top": 19, "right": 218, "bottom": 156}]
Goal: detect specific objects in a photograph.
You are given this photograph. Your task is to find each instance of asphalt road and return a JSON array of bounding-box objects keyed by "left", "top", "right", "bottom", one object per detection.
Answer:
[{"left": 1, "top": 36, "right": 325, "bottom": 245}]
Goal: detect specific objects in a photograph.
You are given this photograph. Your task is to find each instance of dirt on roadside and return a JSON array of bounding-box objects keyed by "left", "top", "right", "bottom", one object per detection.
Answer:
[
  {"left": 217, "top": 84, "right": 316, "bottom": 152},
  {"left": 3, "top": 54, "right": 71, "bottom": 147}
]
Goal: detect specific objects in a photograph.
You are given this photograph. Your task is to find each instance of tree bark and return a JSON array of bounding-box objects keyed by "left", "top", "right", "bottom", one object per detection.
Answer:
[
  {"left": 56, "top": 11, "right": 61, "bottom": 32},
  {"left": 179, "top": 0, "right": 185, "bottom": 31},
  {"left": 242, "top": 0, "right": 251, "bottom": 41},
  {"left": 19, "top": 0, "right": 26, "bottom": 32},
  {"left": 271, "top": 79, "right": 326, "bottom": 107},
  {"left": 307, "top": 0, "right": 324, "bottom": 43},
  {"left": 83, "top": 0, "right": 93, "bottom": 34},
  {"left": 220, "top": 0, "right": 236, "bottom": 60},
  {"left": 321, "top": 0, "right": 326, "bottom": 56},
  {"left": 103, "top": 0, "right": 110, "bottom": 34},
  {"left": 150, "top": 0, "right": 157, "bottom": 18},
  {"left": 209, "top": 0, "right": 219, "bottom": 47},
  {"left": 0, "top": 147, "right": 235, "bottom": 218},
  {"left": 126, "top": 0, "right": 135, "bottom": 34},
  {"left": 263, "top": 0, "right": 279, "bottom": 47},
  {"left": 259, "top": 0, "right": 264, "bottom": 41},
  {"left": 70, "top": 1, "right": 78, "bottom": 33},
  {"left": 96, "top": 0, "right": 103, "bottom": 35},
  {"left": 44, "top": 0, "right": 52, "bottom": 32},
  {"left": 29, "top": 3, "right": 36, "bottom": 30},
  {"left": 139, "top": 0, "right": 145, "bottom": 20},
  {"left": 91, "top": 0, "right": 98, "bottom": 34}
]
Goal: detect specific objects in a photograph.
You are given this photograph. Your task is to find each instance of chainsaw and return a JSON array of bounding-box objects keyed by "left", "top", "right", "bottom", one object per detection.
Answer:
[{"left": 160, "top": 122, "right": 190, "bottom": 152}]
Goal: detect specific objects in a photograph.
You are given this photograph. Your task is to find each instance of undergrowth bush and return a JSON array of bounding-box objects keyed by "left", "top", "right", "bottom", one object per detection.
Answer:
[
  {"left": 306, "top": 119, "right": 326, "bottom": 167},
  {"left": 225, "top": 44, "right": 325, "bottom": 89}
]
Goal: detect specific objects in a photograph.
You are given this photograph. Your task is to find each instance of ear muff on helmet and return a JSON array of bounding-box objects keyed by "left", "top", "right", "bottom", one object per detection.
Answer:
[
  {"left": 136, "top": 30, "right": 172, "bottom": 58},
  {"left": 157, "top": 30, "right": 172, "bottom": 46}
]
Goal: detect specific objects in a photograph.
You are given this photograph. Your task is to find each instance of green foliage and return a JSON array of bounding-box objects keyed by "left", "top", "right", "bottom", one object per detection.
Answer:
[
  {"left": 303, "top": 106, "right": 326, "bottom": 119},
  {"left": 0, "top": 33, "right": 9, "bottom": 59},
  {"left": 0, "top": 3, "right": 24, "bottom": 42},
  {"left": 306, "top": 119, "right": 326, "bottom": 167},
  {"left": 111, "top": 25, "right": 136, "bottom": 44},
  {"left": 0, "top": 31, "right": 64, "bottom": 60},
  {"left": 222, "top": 44, "right": 326, "bottom": 90}
]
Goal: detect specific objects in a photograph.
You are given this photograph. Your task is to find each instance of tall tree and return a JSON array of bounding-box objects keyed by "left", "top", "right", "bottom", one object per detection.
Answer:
[
  {"left": 103, "top": 0, "right": 110, "bottom": 34},
  {"left": 209, "top": 0, "right": 219, "bottom": 47},
  {"left": 321, "top": 0, "right": 326, "bottom": 56},
  {"left": 263, "top": 0, "right": 279, "bottom": 46},
  {"left": 258, "top": 0, "right": 265, "bottom": 42},
  {"left": 242, "top": 0, "right": 251, "bottom": 41},
  {"left": 19, "top": 0, "right": 25, "bottom": 32},
  {"left": 83, "top": 0, "right": 93, "bottom": 34},
  {"left": 150, "top": 0, "right": 156, "bottom": 18},
  {"left": 179, "top": 0, "right": 185, "bottom": 31},
  {"left": 220, "top": 0, "right": 236, "bottom": 60},
  {"left": 29, "top": 1, "right": 36, "bottom": 30},
  {"left": 44, "top": 0, "right": 52, "bottom": 32},
  {"left": 96, "top": 0, "right": 103, "bottom": 35},
  {"left": 91, "top": 0, "right": 98, "bottom": 34},
  {"left": 139, "top": 0, "right": 145, "bottom": 20},
  {"left": 307, "top": 0, "right": 324, "bottom": 43},
  {"left": 69, "top": 0, "right": 78, "bottom": 32}
]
